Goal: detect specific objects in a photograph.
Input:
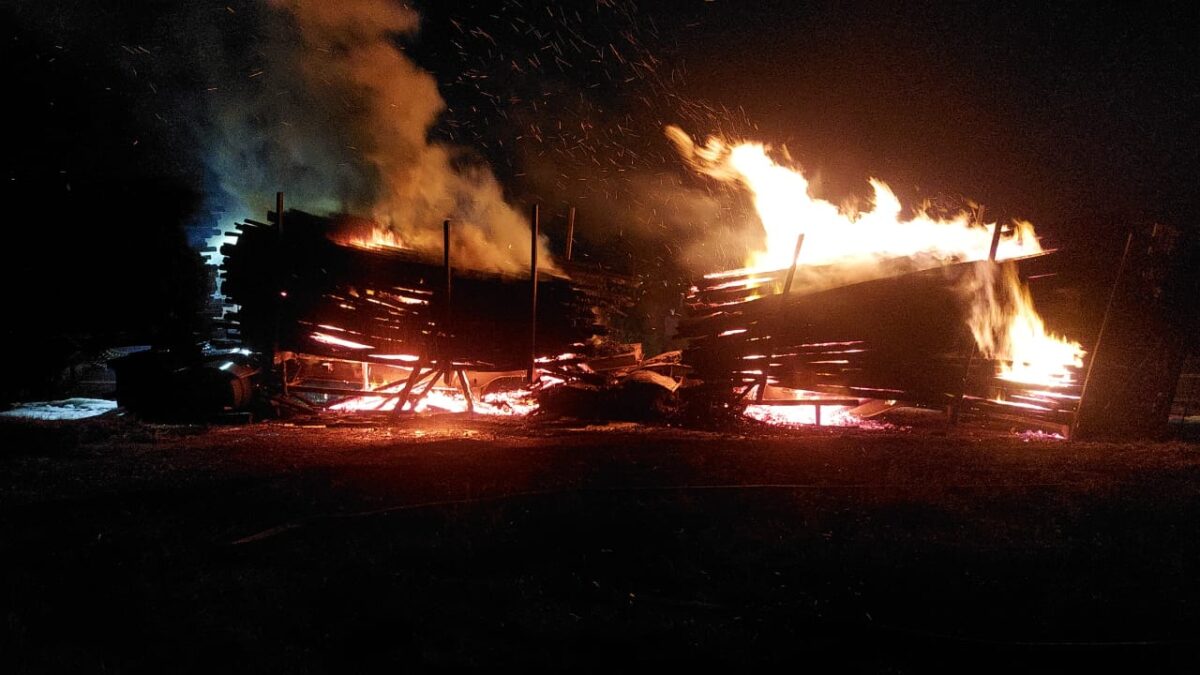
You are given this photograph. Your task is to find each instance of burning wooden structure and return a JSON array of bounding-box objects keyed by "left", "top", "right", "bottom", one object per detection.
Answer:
[
  {"left": 662, "top": 125, "right": 1107, "bottom": 434},
  {"left": 219, "top": 207, "right": 638, "bottom": 414},
  {"left": 679, "top": 252, "right": 1083, "bottom": 432}
]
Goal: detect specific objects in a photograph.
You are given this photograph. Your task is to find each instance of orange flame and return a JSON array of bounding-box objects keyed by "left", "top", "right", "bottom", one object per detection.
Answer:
[
  {"left": 330, "top": 385, "right": 541, "bottom": 415},
  {"left": 743, "top": 403, "right": 857, "bottom": 427},
  {"left": 963, "top": 264, "right": 1085, "bottom": 387},
  {"left": 742, "top": 388, "right": 860, "bottom": 426},
  {"left": 667, "top": 126, "right": 1043, "bottom": 271},
  {"left": 328, "top": 370, "right": 563, "bottom": 416},
  {"left": 668, "top": 125, "right": 1084, "bottom": 389},
  {"left": 342, "top": 224, "right": 412, "bottom": 252}
]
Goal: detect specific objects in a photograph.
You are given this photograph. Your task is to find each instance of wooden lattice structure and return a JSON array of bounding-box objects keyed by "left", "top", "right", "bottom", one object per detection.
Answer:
[
  {"left": 678, "top": 254, "right": 1083, "bottom": 430},
  {"left": 219, "top": 208, "right": 638, "bottom": 412}
]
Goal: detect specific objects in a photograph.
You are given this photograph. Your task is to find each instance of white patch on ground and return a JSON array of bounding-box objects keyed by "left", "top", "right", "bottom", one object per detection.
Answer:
[{"left": 1, "top": 398, "right": 118, "bottom": 421}]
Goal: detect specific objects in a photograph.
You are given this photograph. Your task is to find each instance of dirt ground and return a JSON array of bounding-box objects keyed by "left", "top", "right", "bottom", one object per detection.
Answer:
[{"left": 2, "top": 415, "right": 1199, "bottom": 672}]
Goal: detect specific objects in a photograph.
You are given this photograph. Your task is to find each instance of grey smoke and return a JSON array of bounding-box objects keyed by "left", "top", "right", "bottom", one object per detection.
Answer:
[{"left": 205, "top": 0, "right": 551, "bottom": 273}]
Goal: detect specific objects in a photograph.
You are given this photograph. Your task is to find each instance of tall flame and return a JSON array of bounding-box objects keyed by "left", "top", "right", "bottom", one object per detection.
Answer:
[
  {"left": 667, "top": 125, "right": 1084, "bottom": 389},
  {"left": 666, "top": 125, "right": 1042, "bottom": 270},
  {"left": 963, "top": 264, "right": 1085, "bottom": 386}
]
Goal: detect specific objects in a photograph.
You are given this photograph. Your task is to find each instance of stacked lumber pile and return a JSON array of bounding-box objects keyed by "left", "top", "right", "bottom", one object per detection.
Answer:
[
  {"left": 220, "top": 210, "right": 637, "bottom": 372},
  {"left": 679, "top": 256, "right": 1081, "bottom": 428}
]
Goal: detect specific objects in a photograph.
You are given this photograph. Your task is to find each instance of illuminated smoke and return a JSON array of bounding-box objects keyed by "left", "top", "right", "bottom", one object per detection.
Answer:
[{"left": 208, "top": 0, "right": 551, "bottom": 273}]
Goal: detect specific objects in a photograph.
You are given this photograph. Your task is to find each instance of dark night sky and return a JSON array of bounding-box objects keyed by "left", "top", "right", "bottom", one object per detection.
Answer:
[
  {"left": 657, "top": 0, "right": 1197, "bottom": 235},
  {"left": 0, "top": 0, "right": 1196, "bottom": 354}
]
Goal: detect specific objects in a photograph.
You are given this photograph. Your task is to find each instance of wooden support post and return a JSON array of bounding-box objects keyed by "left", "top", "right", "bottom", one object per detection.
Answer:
[
  {"left": 565, "top": 206, "right": 576, "bottom": 261},
  {"left": 781, "top": 232, "right": 806, "bottom": 296},
  {"left": 1073, "top": 231, "right": 1134, "bottom": 437},
  {"left": 951, "top": 217, "right": 1003, "bottom": 425},
  {"left": 458, "top": 369, "right": 474, "bottom": 414},
  {"left": 391, "top": 366, "right": 427, "bottom": 415},
  {"left": 758, "top": 231, "right": 807, "bottom": 402},
  {"left": 528, "top": 204, "right": 540, "bottom": 384},
  {"left": 323, "top": 374, "right": 416, "bottom": 409},
  {"left": 409, "top": 367, "right": 445, "bottom": 411},
  {"left": 371, "top": 377, "right": 414, "bottom": 392}
]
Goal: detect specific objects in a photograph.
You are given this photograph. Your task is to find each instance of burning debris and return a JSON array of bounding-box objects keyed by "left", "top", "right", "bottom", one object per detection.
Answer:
[
  {"left": 111, "top": 123, "right": 1185, "bottom": 439},
  {"left": 218, "top": 206, "right": 641, "bottom": 419},
  {"left": 679, "top": 258, "right": 1083, "bottom": 431},
  {"left": 80, "top": 7, "right": 1183, "bottom": 437},
  {"left": 667, "top": 126, "right": 1089, "bottom": 433},
  {"left": 220, "top": 210, "right": 610, "bottom": 371}
]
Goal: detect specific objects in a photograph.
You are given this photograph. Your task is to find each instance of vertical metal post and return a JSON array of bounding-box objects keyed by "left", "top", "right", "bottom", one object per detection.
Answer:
[
  {"left": 458, "top": 369, "right": 474, "bottom": 414},
  {"left": 565, "top": 206, "right": 576, "bottom": 261},
  {"left": 1073, "top": 231, "right": 1134, "bottom": 437},
  {"left": 528, "top": 204, "right": 540, "bottom": 383}
]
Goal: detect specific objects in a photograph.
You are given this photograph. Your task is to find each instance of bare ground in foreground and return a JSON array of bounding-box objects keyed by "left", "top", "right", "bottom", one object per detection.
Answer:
[{"left": 2, "top": 416, "right": 1199, "bottom": 672}]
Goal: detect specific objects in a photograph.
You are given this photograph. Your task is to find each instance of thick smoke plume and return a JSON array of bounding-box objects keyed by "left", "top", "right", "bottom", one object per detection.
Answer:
[{"left": 211, "top": 0, "right": 550, "bottom": 273}]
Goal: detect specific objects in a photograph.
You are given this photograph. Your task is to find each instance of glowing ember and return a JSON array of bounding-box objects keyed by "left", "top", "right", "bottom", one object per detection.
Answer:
[
  {"left": 743, "top": 403, "right": 856, "bottom": 427},
  {"left": 741, "top": 388, "right": 861, "bottom": 427},
  {"left": 310, "top": 331, "right": 375, "bottom": 350},
  {"left": 329, "top": 386, "right": 540, "bottom": 415},
  {"left": 328, "top": 372, "right": 561, "bottom": 416},
  {"left": 391, "top": 295, "right": 429, "bottom": 306},
  {"left": 535, "top": 353, "right": 581, "bottom": 364},
  {"left": 533, "top": 374, "right": 567, "bottom": 388}
]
